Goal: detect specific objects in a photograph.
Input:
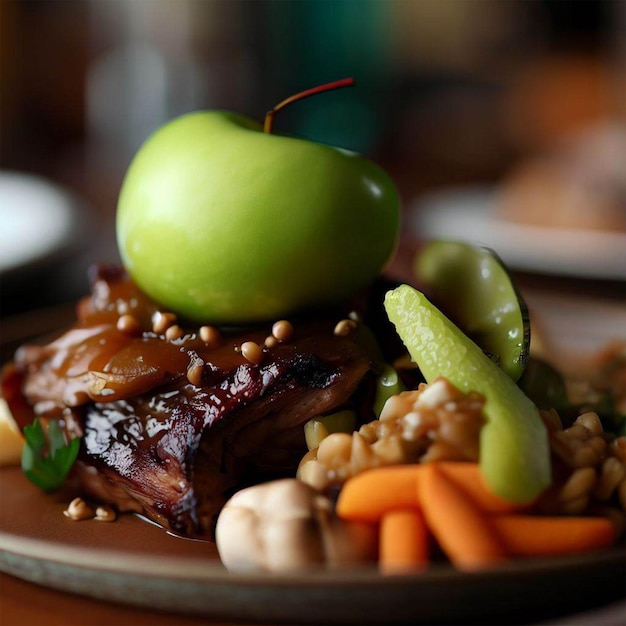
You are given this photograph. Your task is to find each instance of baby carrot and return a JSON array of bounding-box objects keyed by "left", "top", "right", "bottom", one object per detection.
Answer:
[
  {"left": 492, "top": 515, "right": 616, "bottom": 557},
  {"left": 419, "top": 463, "right": 508, "bottom": 570},
  {"left": 336, "top": 465, "right": 421, "bottom": 523},
  {"left": 436, "top": 462, "right": 529, "bottom": 514},
  {"left": 379, "top": 508, "right": 429, "bottom": 574}
]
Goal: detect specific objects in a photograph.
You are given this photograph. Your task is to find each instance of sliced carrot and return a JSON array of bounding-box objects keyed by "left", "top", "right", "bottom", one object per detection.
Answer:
[
  {"left": 419, "top": 463, "right": 508, "bottom": 570},
  {"left": 336, "top": 465, "right": 421, "bottom": 523},
  {"left": 379, "top": 508, "right": 429, "bottom": 574},
  {"left": 437, "top": 462, "right": 529, "bottom": 514},
  {"left": 492, "top": 515, "right": 616, "bottom": 557}
]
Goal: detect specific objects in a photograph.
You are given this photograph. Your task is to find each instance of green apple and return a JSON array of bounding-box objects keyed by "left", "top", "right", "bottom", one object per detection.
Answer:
[{"left": 116, "top": 87, "right": 400, "bottom": 325}]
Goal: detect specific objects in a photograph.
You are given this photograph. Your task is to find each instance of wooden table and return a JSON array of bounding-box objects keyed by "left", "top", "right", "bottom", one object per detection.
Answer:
[
  {"left": 0, "top": 573, "right": 221, "bottom": 626},
  {"left": 2, "top": 572, "right": 625, "bottom": 626}
]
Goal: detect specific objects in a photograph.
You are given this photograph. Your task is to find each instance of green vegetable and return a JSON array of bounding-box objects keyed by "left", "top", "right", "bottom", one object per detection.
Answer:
[
  {"left": 22, "top": 418, "right": 80, "bottom": 492},
  {"left": 384, "top": 284, "right": 551, "bottom": 504},
  {"left": 414, "top": 240, "right": 530, "bottom": 381},
  {"left": 373, "top": 364, "right": 406, "bottom": 417},
  {"left": 518, "top": 357, "right": 625, "bottom": 434},
  {"left": 517, "top": 356, "right": 569, "bottom": 411},
  {"left": 304, "top": 410, "right": 357, "bottom": 451}
]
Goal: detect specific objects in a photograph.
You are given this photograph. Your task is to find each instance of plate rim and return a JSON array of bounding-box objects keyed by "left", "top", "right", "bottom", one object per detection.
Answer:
[
  {"left": 1, "top": 522, "right": 623, "bottom": 626},
  {"left": 409, "top": 186, "right": 626, "bottom": 280},
  {"left": 0, "top": 170, "right": 94, "bottom": 277}
]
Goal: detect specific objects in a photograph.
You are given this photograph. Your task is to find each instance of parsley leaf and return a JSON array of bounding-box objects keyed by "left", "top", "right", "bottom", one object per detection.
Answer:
[{"left": 21, "top": 418, "right": 80, "bottom": 492}]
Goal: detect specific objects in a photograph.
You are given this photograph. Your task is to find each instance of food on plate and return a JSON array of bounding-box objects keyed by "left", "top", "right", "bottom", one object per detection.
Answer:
[
  {"left": 1, "top": 265, "right": 379, "bottom": 535},
  {"left": 304, "top": 409, "right": 357, "bottom": 452},
  {"left": 497, "top": 122, "right": 626, "bottom": 232},
  {"left": 335, "top": 460, "right": 523, "bottom": 523},
  {"left": 63, "top": 497, "right": 116, "bottom": 523},
  {"left": 384, "top": 285, "right": 551, "bottom": 504},
  {"left": 1, "top": 80, "right": 624, "bottom": 577},
  {"left": 335, "top": 462, "right": 615, "bottom": 572},
  {"left": 0, "top": 398, "right": 25, "bottom": 466},
  {"left": 378, "top": 508, "right": 428, "bottom": 574},
  {"left": 216, "top": 281, "right": 624, "bottom": 572},
  {"left": 216, "top": 478, "right": 376, "bottom": 572},
  {"left": 220, "top": 372, "right": 623, "bottom": 572},
  {"left": 560, "top": 341, "right": 626, "bottom": 423},
  {"left": 20, "top": 416, "right": 79, "bottom": 493},
  {"left": 414, "top": 240, "right": 529, "bottom": 381},
  {"left": 297, "top": 378, "right": 486, "bottom": 493}
]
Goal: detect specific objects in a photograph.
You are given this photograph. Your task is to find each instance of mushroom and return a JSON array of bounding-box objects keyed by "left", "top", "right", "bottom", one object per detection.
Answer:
[{"left": 215, "top": 478, "right": 377, "bottom": 573}]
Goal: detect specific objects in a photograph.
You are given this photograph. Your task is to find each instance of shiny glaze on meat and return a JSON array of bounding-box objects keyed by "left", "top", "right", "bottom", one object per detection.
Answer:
[{"left": 2, "top": 266, "right": 376, "bottom": 535}]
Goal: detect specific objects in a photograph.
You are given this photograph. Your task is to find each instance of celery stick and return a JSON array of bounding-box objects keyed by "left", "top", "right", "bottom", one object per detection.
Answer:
[{"left": 384, "top": 284, "right": 551, "bottom": 504}]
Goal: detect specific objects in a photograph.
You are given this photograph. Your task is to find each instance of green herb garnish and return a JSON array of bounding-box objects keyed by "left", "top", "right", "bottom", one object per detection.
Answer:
[{"left": 21, "top": 418, "right": 80, "bottom": 492}]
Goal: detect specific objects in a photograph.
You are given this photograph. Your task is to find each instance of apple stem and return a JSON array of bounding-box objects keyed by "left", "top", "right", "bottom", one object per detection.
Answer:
[{"left": 263, "top": 77, "right": 355, "bottom": 134}]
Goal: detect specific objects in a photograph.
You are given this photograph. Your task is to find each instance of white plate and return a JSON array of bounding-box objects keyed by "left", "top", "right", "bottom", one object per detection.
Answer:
[
  {"left": 0, "top": 171, "right": 88, "bottom": 275},
  {"left": 409, "top": 187, "right": 626, "bottom": 280}
]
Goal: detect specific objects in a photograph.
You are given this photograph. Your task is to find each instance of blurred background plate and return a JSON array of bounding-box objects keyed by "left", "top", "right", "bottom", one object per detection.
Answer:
[
  {"left": 409, "top": 187, "right": 626, "bottom": 280},
  {"left": 0, "top": 171, "right": 90, "bottom": 276},
  {"left": 0, "top": 171, "right": 95, "bottom": 317}
]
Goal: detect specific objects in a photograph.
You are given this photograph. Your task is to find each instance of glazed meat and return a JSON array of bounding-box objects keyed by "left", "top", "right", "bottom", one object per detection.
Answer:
[{"left": 1, "top": 267, "right": 376, "bottom": 535}]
